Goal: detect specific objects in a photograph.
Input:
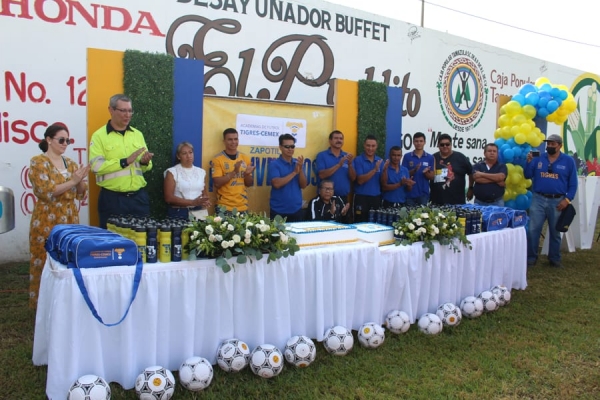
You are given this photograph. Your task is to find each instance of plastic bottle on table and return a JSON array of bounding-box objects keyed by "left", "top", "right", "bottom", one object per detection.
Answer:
[
  {"left": 159, "top": 225, "right": 172, "bottom": 263},
  {"left": 146, "top": 227, "right": 158, "bottom": 263}
]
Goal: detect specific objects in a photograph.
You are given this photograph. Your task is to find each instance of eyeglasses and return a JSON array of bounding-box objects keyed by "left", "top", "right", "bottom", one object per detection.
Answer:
[
  {"left": 282, "top": 145, "right": 295, "bottom": 149},
  {"left": 548, "top": 164, "right": 553, "bottom": 173},
  {"left": 439, "top": 143, "right": 451, "bottom": 147},
  {"left": 114, "top": 107, "right": 134, "bottom": 115},
  {"left": 320, "top": 187, "right": 334, "bottom": 192},
  {"left": 54, "top": 137, "right": 73, "bottom": 145}
]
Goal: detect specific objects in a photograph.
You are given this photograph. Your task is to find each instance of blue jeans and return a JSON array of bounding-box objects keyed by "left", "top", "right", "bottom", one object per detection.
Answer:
[
  {"left": 475, "top": 198, "right": 504, "bottom": 207},
  {"left": 406, "top": 195, "right": 429, "bottom": 206},
  {"left": 527, "top": 192, "right": 563, "bottom": 263}
]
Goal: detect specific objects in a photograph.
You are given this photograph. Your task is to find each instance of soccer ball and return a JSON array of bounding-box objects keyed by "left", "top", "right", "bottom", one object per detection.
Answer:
[
  {"left": 216, "top": 338, "right": 251, "bottom": 372},
  {"left": 249, "top": 344, "right": 284, "bottom": 378},
  {"left": 358, "top": 322, "right": 386, "bottom": 349},
  {"left": 492, "top": 285, "right": 512, "bottom": 307},
  {"left": 284, "top": 335, "right": 317, "bottom": 367},
  {"left": 436, "top": 303, "right": 462, "bottom": 327},
  {"left": 134, "top": 366, "right": 175, "bottom": 400},
  {"left": 385, "top": 310, "right": 411, "bottom": 334},
  {"left": 179, "top": 356, "right": 213, "bottom": 392},
  {"left": 323, "top": 325, "right": 354, "bottom": 356},
  {"left": 67, "top": 374, "right": 111, "bottom": 400},
  {"left": 460, "top": 296, "right": 484, "bottom": 319},
  {"left": 478, "top": 290, "right": 500, "bottom": 312},
  {"left": 417, "top": 313, "right": 443, "bottom": 335}
]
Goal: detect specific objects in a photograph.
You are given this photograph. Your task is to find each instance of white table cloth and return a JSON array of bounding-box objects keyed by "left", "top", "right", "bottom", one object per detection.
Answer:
[{"left": 33, "top": 228, "right": 527, "bottom": 400}]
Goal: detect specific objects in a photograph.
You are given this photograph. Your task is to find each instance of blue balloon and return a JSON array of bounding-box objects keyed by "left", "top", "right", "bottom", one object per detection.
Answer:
[
  {"left": 516, "top": 194, "right": 529, "bottom": 210},
  {"left": 554, "top": 97, "right": 563, "bottom": 107},
  {"left": 526, "top": 190, "right": 533, "bottom": 199},
  {"left": 512, "top": 146, "right": 522, "bottom": 158},
  {"left": 500, "top": 144, "right": 511, "bottom": 153},
  {"left": 507, "top": 138, "right": 516, "bottom": 147},
  {"left": 525, "top": 92, "right": 540, "bottom": 106},
  {"left": 559, "top": 90, "right": 568, "bottom": 100},
  {"left": 519, "top": 83, "right": 537, "bottom": 95},
  {"left": 503, "top": 148, "right": 515, "bottom": 162},
  {"left": 505, "top": 200, "right": 517, "bottom": 209},
  {"left": 540, "top": 83, "right": 552, "bottom": 92},
  {"left": 538, "top": 96, "right": 549, "bottom": 108},
  {"left": 546, "top": 100, "right": 559, "bottom": 113},
  {"left": 512, "top": 94, "right": 526, "bottom": 106},
  {"left": 550, "top": 87, "right": 561, "bottom": 98},
  {"left": 495, "top": 138, "right": 507, "bottom": 148},
  {"left": 537, "top": 107, "right": 549, "bottom": 118}
]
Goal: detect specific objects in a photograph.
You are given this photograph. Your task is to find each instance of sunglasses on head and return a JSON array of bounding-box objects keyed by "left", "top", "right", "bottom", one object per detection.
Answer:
[
  {"left": 54, "top": 137, "right": 73, "bottom": 145},
  {"left": 282, "top": 144, "right": 295, "bottom": 149},
  {"left": 439, "top": 142, "right": 451, "bottom": 147}
]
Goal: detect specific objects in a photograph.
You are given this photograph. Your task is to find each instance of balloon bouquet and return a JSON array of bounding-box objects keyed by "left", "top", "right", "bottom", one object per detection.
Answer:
[{"left": 493, "top": 77, "right": 577, "bottom": 210}]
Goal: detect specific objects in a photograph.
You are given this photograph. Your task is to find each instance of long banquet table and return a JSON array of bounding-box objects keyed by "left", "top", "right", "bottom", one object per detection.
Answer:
[{"left": 33, "top": 227, "right": 527, "bottom": 400}]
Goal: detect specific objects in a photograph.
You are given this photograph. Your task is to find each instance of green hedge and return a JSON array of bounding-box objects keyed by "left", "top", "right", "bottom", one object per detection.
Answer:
[
  {"left": 357, "top": 80, "right": 388, "bottom": 158},
  {"left": 123, "top": 50, "right": 174, "bottom": 219}
]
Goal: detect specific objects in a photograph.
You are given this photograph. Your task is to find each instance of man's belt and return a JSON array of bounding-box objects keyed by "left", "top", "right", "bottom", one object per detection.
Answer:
[
  {"left": 478, "top": 197, "right": 502, "bottom": 203},
  {"left": 536, "top": 192, "right": 563, "bottom": 199},
  {"left": 102, "top": 188, "right": 142, "bottom": 197}
]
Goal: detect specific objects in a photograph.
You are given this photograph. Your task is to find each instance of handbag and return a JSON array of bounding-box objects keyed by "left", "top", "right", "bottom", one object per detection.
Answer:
[
  {"left": 189, "top": 209, "right": 209, "bottom": 221},
  {"left": 556, "top": 204, "right": 576, "bottom": 232},
  {"left": 46, "top": 224, "right": 143, "bottom": 327}
]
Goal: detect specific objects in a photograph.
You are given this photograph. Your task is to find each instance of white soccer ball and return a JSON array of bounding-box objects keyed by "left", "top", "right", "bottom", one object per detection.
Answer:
[
  {"left": 492, "top": 285, "right": 512, "bottom": 307},
  {"left": 67, "top": 374, "right": 111, "bottom": 400},
  {"left": 385, "top": 310, "right": 411, "bottom": 334},
  {"left": 478, "top": 290, "right": 500, "bottom": 312},
  {"left": 250, "top": 344, "right": 284, "bottom": 378},
  {"left": 216, "top": 338, "right": 251, "bottom": 372},
  {"left": 460, "top": 295, "right": 484, "bottom": 319},
  {"left": 179, "top": 356, "right": 213, "bottom": 392},
  {"left": 284, "top": 335, "right": 317, "bottom": 368},
  {"left": 436, "top": 303, "right": 462, "bottom": 327},
  {"left": 323, "top": 325, "right": 354, "bottom": 356},
  {"left": 358, "top": 322, "right": 386, "bottom": 349},
  {"left": 134, "top": 366, "right": 175, "bottom": 400},
  {"left": 417, "top": 313, "right": 443, "bottom": 335}
]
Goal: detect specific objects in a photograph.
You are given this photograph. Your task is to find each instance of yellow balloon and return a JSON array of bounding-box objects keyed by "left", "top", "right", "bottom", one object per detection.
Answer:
[
  {"left": 520, "top": 123, "right": 532, "bottom": 134},
  {"left": 535, "top": 77, "right": 551, "bottom": 87},
  {"left": 512, "top": 114, "right": 526, "bottom": 126},
  {"left": 494, "top": 128, "right": 501, "bottom": 139},
  {"left": 498, "top": 114, "right": 511, "bottom": 128},
  {"left": 522, "top": 105, "right": 537, "bottom": 119},
  {"left": 503, "top": 191, "right": 512, "bottom": 202},
  {"left": 506, "top": 163, "right": 515, "bottom": 172},
  {"left": 517, "top": 187, "right": 527, "bottom": 195},
  {"left": 505, "top": 175, "right": 512, "bottom": 186},
  {"left": 515, "top": 133, "right": 526, "bottom": 144},
  {"left": 525, "top": 179, "right": 532, "bottom": 188},
  {"left": 531, "top": 137, "right": 543, "bottom": 148},
  {"left": 505, "top": 101, "right": 523, "bottom": 116},
  {"left": 526, "top": 132, "right": 537, "bottom": 144},
  {"left": 510, "top": 126, "right": 521, "bottom": 137}
]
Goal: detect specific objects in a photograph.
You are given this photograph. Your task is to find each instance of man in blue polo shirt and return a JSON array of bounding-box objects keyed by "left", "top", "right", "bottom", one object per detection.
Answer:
[
  {"left": 315, "top": 130, "right": 353, "bottom": 203},
  {"left": 524, "top": 134, "right": 578, "bottom": 268},
  {"left": 349, "top": 135, "right": 383, "bottom": 222},
  {"left": 268, "top": 134, "right": 308, "bottom": 222},
  {"left": 467, "top": 143, "right": 507, "bottom": 206},
  {"left": 381, "top": 146, "right": 413, "bottom": 208},
  {"left": 402, "top": 132, "right": 435, "bottom": 206}
]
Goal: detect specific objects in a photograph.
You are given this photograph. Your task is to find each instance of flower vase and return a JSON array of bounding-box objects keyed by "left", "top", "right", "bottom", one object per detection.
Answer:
[{"left": 187, "top": 252, "right": 197, "bottom": 261}]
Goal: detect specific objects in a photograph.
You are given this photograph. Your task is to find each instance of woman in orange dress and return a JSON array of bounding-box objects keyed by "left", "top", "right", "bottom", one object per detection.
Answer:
[{"left": 29, "top": 124, "right": 89, "bottom": 308}]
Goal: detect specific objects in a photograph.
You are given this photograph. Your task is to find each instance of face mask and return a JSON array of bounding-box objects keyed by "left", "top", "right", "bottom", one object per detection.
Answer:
[{"left": 546, "top": 147, "right": 557, "bottom": 155}]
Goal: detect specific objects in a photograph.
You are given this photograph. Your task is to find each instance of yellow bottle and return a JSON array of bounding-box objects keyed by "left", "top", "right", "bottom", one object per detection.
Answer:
[
  {"left": 134, "top": 226, "right": 147, "bottom": 263},
  {"left": 159, "top": 225, "right": 172, "bottom": 263}
]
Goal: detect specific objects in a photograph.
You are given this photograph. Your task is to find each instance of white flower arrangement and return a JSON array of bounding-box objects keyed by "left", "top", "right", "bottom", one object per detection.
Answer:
[
  {"left": 184, "top": 206, "right": 300, "bottom": 272},
  {"left": 393, "top": 205, "right": 471, "bottom": 260}
]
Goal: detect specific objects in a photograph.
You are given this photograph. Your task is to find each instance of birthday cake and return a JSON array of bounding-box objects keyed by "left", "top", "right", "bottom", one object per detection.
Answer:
[
  {"left": 354, "top": 223, "right": 396, "bottom": 246},
  {"left": 285, "top": 221, "right": 358, "bottom": 247}
]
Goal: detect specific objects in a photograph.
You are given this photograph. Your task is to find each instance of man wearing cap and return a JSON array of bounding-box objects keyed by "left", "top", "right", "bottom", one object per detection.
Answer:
[{"left": 524, "top": 134, "right": 578, "bottom": 268}]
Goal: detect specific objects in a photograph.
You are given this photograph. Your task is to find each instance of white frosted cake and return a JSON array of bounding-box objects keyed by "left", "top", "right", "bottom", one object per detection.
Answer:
[
  {"left": 353, "top": 223, "right": 395, "bottom": 246},
  {"left": 285, "top": 221, "right": 358, "bottom": 247}
]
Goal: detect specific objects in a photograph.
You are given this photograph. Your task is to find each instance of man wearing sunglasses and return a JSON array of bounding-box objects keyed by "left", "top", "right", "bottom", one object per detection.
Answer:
[
  {"left": 267, "top": 134, "right": 307, "bottom": 222},
  {"left": 90, "top": 94, "right": 154, "bottom": 228},
  {"left": 430, "top": 133, "right": 473, "bottom": 205},
  {"left": 308, "top": 179, "right": 350, "bottom": 221},
  {"left": 524, "top": 134, "right": 578, "bottom": 268}
]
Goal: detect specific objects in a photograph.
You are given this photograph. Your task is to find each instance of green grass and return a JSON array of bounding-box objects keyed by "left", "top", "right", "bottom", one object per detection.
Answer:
[{"left": 2, "top": 224, "right": 599, "bottom": 399}]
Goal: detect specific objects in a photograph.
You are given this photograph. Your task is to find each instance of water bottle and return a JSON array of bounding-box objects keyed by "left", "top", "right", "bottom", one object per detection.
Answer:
[
  {"left": 146, "top": 227, "right": 158, "bottom": 263},
  {"left": 171, "top": 227, "right": 182, "bottom": 262},
  {"left": 368, "top": 209, "right": 375, "bottom": 223},
  {"left": 181, "top": 225, "right": 190, "bottom": 261},
  {"left": 134, "top": 226, "right": 147, "bottom": 263},
  {"left": 457, "top": 209, "right": 466, "bottom": 235},
  {"left": 159, "top": 225, "right": 172, "bottom": 263}
]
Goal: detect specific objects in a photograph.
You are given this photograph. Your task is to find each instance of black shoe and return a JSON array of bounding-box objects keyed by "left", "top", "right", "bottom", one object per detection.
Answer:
[
  {"left": 527, "top": 259, "right": 537, "bottom": 266},
  {"left": 549, "top": 261, "right": 564, "bottom": 268}
]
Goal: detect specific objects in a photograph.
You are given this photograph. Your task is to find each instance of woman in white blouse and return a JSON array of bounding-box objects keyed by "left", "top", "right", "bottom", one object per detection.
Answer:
[{"left": 164, "top": 142, "right": 210, "bottom": 219}]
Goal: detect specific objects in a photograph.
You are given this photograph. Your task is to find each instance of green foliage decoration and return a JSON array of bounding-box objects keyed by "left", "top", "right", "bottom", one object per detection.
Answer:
[
  {"left": 123, "top": 50, "right": 174, "bottom": 219},
  {"left": 357, "top": 80, "right": 388, "bottom": 158}
]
